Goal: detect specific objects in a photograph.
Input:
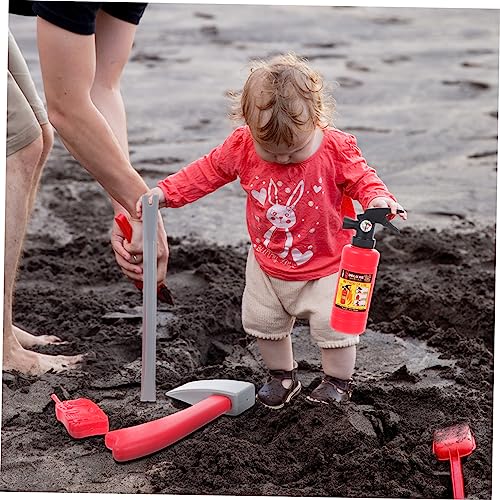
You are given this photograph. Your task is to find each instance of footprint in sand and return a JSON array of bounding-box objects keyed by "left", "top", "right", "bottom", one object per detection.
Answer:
[
  {"left": 194, "top": 12, "right": 215, "bottom": 19},
  {"left": 184, "top": 118, "right": 211, "bottom": 131},
  {"left": 371, "top": 16, "right": 411, "bottom": 25},
  {"left": 347, "top": 126, "right": 390, "bottom": 134},
  {"left": 303, "top": 42, "right": 348, "bottom": 49},
  {"left": 136, "top": 157, "right": 183, "bottom": 168},
  {"left": 466, "top": 48, "right": 495, "bottom": 55},
  {"left": 304, "top": 53, "right": 347, "bottom": 61},
  {"left": 441, "top": 80, "right": 491, "bottom": 96},
  {"left": 382, "top": 55, "right": 411, "bottom": 64},
  {"left": 462, "top": 61, "right": 483, "bottom": 68},
  {"left": 467, "top": 151, "right": 497, "bottom": 159},
  {"left": 335, "top": 76, "right": 363, "bottom": 88},
  {"left": 200, "top": 24, "right": 231, "bottom": 45},
  {"left": 200, "top": 25, "right": 219, "bottom": 36},
  {"left": 345, "top": 60, "right": 370, "bottom": 72},
  {"left": 462, "top": 61, "right": 497, "bottom": 70},
  {"left": 130, "top": 52, "right": 165, "bottom": 63}
]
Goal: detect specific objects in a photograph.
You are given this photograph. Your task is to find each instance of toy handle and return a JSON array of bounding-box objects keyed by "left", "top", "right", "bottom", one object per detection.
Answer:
[
  {"left": 449, "top": 449, "right": 465, "bottom": 499},
  {"left": 114, "top": 214, "right": 143, "bottom": 294},
  {"left": 113, "top": 214, "right": 174, "bottom": 305},
  {"left": 105, "top": 395, "right": 231, "bottom": 462},
  {"left": 115, "top": 213, "right": 133, "bottom": 242},
  {"left": 51, "top": 394, "right": 62, "bottom": 405}
]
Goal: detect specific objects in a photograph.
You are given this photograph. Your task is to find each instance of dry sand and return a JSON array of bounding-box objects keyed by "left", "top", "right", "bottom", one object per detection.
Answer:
[{"left": 2, "top": 4, "right": 498, "bottom": 499}]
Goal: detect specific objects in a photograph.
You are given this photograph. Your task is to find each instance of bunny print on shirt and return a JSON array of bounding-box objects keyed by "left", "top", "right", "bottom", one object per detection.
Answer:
[{"left": 263, "top": 178, "right": 305, "bottom": 259}]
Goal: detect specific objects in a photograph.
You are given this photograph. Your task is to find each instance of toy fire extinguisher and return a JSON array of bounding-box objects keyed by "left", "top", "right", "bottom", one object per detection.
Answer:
[{"left": 331, "top": 207, "right": 402, "bottom": 335}]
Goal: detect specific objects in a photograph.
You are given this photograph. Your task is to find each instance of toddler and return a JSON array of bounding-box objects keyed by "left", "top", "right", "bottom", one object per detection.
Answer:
[{"left": 138, "top": 53, "right": 406, "bottom": 408}]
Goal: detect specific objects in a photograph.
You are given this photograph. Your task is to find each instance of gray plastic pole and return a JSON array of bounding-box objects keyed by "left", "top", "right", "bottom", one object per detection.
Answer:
[{"left": 141, "top": 194, "right": 158, "bottom": 402}]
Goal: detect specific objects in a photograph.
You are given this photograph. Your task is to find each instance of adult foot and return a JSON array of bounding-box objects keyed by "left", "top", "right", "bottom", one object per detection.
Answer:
[
  {"left": 13, "top": 325, "right": 66, "bottom": 348},
  {"left": 3, "top": 345, "right": 83, "bottom": 376}
]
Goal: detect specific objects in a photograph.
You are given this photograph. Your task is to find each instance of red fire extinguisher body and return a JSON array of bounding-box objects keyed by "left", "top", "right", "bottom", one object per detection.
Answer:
[{"left": 331, "top": 244, "right": 380, "bottom": 335}]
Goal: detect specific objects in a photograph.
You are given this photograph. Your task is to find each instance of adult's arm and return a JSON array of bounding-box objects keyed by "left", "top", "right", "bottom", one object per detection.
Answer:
[
  {"left": 36, "top": 17, "right": 146, "bottom": 218},
  {"left": 36, "top": 17, "right": 167, "bottom": 285}
]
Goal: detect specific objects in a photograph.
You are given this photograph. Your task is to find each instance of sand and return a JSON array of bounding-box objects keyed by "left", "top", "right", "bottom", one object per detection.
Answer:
[{"left": 2, "top": 4, "right": 497, "bottom": 499}]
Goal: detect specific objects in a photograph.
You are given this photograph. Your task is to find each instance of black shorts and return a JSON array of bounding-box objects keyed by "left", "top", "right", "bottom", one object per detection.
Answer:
[{"left": 31, "top": 2, "right": 148, "bottom": 35}]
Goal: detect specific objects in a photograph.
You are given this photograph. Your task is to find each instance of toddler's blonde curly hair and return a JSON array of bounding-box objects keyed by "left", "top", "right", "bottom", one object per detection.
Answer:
[{"left": 229, "top": 53, "right": 335, "bottom": 147}]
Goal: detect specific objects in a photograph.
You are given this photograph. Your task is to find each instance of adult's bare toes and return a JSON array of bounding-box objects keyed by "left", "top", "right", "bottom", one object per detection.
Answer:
[
  {"left": 4, "top": 349, "right": 84, "bottom": 376},
  {"left": 38, "top": 335, "right": 67, "bottom": 346},
  {"left": 13, "top": 326, "right": 67, "bottom": 348},
  {"left": 40, "top": 353, "right": 84, "bottom": 374}
]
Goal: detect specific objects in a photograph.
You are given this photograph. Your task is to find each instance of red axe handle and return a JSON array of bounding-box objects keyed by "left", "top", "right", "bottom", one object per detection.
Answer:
[
  {"left": 114, "top": 213, "right": 145, "bottom": 294},
  {"left": 104, "top": 394, "right": 232, "bottom": 462},
  {"left": 114, "top": 213, "right": 174, "bottom": 305},
  {"left": 115, "top": 213, "right": 133, "bottom": 242}
]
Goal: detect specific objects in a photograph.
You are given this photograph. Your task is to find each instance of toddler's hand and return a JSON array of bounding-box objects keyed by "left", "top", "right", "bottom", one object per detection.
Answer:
[
  {"left": 136, "top": 187, "right": 166, "bottom": 220},
  {"left": 368, "top": 197, "right": 407, "bottom": 221}
]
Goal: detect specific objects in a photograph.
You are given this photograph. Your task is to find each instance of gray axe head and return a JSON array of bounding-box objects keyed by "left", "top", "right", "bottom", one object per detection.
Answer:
[{"left": 166, "top": 379, "right": 255, "bottom": 416}]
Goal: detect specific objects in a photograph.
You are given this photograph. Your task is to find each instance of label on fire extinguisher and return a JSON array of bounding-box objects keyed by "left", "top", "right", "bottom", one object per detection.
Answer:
[{"left": 335, "top": 269, "right": 373, "bottom": 312}]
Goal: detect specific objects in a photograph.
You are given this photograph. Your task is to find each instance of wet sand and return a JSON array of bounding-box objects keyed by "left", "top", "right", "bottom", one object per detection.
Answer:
[{"left": 2, "top": 4, "right": 498, "bottom": 499}]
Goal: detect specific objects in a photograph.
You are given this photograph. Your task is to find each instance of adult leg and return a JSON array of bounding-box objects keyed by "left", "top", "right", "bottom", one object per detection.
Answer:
[
  {"left": 13, "top": 123, "right": 63, "bottom": 348},
  {"left": 26, "top": 123, "right": 53, "bottom": 218},
  {"left": 7, "top": 31, "right": 64, "bottom": 348},
  {"left": 91, "top": 10, "right": 136, "bottom": 155},
  {"left": 4, "top": 33, "right": 82, "bottom": 373},
  {"left": 4, "top": 136, "right": 82, "bottom": 374}
]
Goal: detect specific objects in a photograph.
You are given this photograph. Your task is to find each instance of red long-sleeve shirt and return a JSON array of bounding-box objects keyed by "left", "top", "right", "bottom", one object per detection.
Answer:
[{"left": 158, "top": 126, "right": 396, "bottom": 281}]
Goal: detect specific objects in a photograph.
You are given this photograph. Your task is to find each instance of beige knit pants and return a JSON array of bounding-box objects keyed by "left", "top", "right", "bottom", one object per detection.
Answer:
[{"left": 242, "top": 248, "right": 360, "bottom": 349}]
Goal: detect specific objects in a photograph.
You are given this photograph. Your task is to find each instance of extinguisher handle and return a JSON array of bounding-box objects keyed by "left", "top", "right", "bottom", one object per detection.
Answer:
[
  {"left": 343, "top": 208, "right": 404, "bottom": 238},
  {"left": 342, "top": 217, "right": 359, "bottom": 231},
  {"left": 363, "top": 207, "right": 403, "bottom": 234}
]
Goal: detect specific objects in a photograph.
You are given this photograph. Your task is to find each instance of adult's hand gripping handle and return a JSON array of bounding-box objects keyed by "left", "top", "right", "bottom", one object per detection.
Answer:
[{"left": 114, "top": 213, "right": 174, "bottom": 305}]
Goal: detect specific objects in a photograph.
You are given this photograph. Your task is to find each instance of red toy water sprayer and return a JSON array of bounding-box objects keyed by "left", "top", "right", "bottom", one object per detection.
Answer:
[{"left": 330, "top": 207, "right": 402, "bottom": 335}]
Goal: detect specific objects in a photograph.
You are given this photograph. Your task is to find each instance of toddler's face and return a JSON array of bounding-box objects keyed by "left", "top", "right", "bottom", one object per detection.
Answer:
[{"left": 253, "top": 128, "right": 318, "bottom": 165}]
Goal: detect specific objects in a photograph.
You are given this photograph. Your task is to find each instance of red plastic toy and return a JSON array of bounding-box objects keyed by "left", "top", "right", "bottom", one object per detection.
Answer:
[
  {"left": 114, "top": 213, "right": 174, "bottom": 305},
  {"left": 105, "top": 379, "right": 255, "bottom": 462},
  {"left": 433, "top": 423, "right": 477, "bottom": 499},
  {"left": 51, "top": 394, "right": 109, "bottom": 439},
  {"left": 331, "top": 208, "right": 402, "bottom": 334},
  {"left": 105, "top": 394, "right": 231, "bottom": 462}
]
